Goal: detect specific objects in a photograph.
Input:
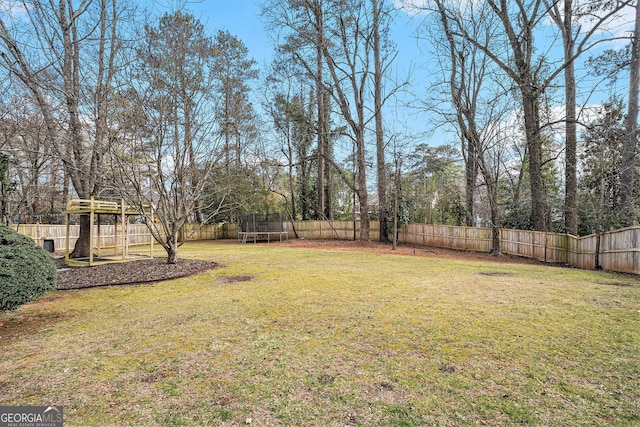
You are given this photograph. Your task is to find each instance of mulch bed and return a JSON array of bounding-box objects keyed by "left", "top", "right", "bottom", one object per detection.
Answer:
[{"left": 54, "top": 257, "right": 218, "bottom": 290}]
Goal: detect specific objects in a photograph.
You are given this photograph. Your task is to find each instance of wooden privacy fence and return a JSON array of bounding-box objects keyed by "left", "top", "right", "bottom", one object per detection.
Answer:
[
  {"left": 16, "top": 223, "right": 154, "bottom": 253},
  {"left": 566, "top": 227, "right": 640, "bottom": 273},
  {"left": 178, "top": 223, "right": 237, "bottom": 241},
  {"left": 287, "top": 221, "right": 491, "bottom": 252},
  {"left": 399, "top": 223, "right": 493, "bottom": 252},
  {"left": 500, "top": 229, "right": 570, "bottom": 264},
  {"left": 287, "top": 220, "right": 380, "bottom": 241},
  {"left": 14, "top": 222, "right": 238, "bottom": 253},
  {"left": 286, "top": 221, "right": 640, "bottom": 275},
  {"left": 500, "top": 227, "right": 640, "bottom": 274},
  {"left": 13, "top": 221, "right": 640, "bottom": 275}
]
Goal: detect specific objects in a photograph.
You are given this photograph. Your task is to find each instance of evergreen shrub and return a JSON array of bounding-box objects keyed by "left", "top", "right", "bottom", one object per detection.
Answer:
[{"left": 0, "top": 225, "right": 57, "bottom": 311}]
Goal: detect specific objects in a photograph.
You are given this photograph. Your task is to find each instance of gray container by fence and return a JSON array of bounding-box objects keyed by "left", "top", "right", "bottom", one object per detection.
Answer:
[{"left": 42, "top": 237, "right": 55, "bottom": 253}]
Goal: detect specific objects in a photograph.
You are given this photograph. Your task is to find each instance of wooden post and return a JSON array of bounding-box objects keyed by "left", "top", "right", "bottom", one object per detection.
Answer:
[
  {"left": 149, "top": 205, "right": 154, "bottom": 258},
  {"left": 97, "top": 214, "right": 102, "bottom": 258},
  {"left": 121, "top": 199, "right": 126, "bottom": 260},
  {"left": 124, "top": 216, "right": 130, "bottom": 258},
  {"left": 114, "top": 215, "right": 119, "bottom": 257},
  {"left": 89, "top": 196, "right": 95, "bottom": 266},
  {"left": 65, "top": 210, "right": 70, "bottom": 264}
]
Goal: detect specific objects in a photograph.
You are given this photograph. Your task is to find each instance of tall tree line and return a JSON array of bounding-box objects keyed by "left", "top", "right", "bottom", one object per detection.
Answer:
[
  {"left": 0, "top": 2, "right": 261, "bottom": 262},
  {"left": 261, "top": 0, "right": 639, "bottom": 241},
  {"left": 2, "top": 0, "right": 640, "bottom": 255},
  {"left": 0, "top": 0, "right": 125, "bottom": 257},
  {"left": 261, "top": 0, "right": 401, "bottom": 241},
  {"left": 409, "top": 0, "right": 638, "bottom": 239}
]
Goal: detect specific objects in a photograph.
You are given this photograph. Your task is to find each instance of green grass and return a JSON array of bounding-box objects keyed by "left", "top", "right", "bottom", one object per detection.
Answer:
[{"left": 1, "top": 241, "right": 639, "bottom": 426}]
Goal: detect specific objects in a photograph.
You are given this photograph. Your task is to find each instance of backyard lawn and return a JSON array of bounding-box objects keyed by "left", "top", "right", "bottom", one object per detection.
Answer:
[{"left": 1, "top": 241, "right": 639, "bottom": 426}]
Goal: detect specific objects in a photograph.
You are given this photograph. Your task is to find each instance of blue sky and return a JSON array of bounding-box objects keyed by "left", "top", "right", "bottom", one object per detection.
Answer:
[
  {"left": 1, "top": 0, "right": 633, "bottom": 155},
  {"left": 187, "top": 0, "right": 274, "bottom": 65},
  {"left": 2, "top": 0, "right": 632, "bottom": 147},
  {"left": 181, "top": 0, "right": 429, "bottom": 140},
  {"left": 185, "top": 0, "right": 424, "bottom": 83},
  {"left": 158, "top": 1, "right": 636, "bottom": 147}
]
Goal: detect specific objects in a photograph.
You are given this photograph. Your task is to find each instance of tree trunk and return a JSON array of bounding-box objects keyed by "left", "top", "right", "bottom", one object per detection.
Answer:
[
  {"left": 0, "top": 181, "right": 7, "bottom": 227},
  {"left": 522, "top": 92, "right": 546, "bottom": 231},
  {"left": 357, "top": 131, "right": 370, "bottom": 241},
  {"left": 315, "top": 3, "right": 326, "bottom": 220},
  {"left": 465, "top": 138, "right": 477, "bottom": 227},
  {"left": 166, "top": 237, "right": 178, "bottom": 264},
  {"left": 70, "top": 214, "right": 92, "bottom": 258},
  {"left": 69, "top": 198, "right": 94, "bottom": 258},
  {"left": 490, "top": 207, "right": 500, "bottom": 255},
  {"left": 562, "top": 0, "right": 578, "bottom": 236},
  {"left": 62, "top": 172, "right": 69, "bottom": 212},
  {"left": 621, "top": 2, "right": 640, "bottom": 225},
  {"left": 564, "top": 60, "right": 578, "bottom": 234},
  {"left": 163, "top": 230, "right": 179, "bottom": 264},
  {"left": 324, "top": 91, "right": 333, "bottom": 220},
  {"left": 288, "top": 142, "right": 297, "bottom": 221},
  {"left": 595, "top": 159, "right": 606, "bottom": 269},
  {"left": 487, "top": 176, "right": 501, "bottom": 255},
  {"left": 325, "top": 159, "right": 334, "bottom": 220},
  {"left": 373, "top": 0, "right": 388, "bottom": 242}
]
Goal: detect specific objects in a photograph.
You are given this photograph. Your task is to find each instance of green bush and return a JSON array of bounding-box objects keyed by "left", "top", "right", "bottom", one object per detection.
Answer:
[{"left": 0, "top": 225, "right": 57, "bottom": 312}]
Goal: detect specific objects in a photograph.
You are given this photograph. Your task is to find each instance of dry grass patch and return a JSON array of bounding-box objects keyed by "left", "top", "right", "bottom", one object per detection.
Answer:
[
  {"left": 217, "top": 275, "right": 254, "bottom": 284},
  {"left": 1, "top": 241, "right": 639, "bottom": 426}
]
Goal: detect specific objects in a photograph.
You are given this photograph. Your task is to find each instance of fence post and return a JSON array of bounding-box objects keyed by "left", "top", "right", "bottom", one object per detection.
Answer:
[{"left": 635, "top": 227, "right": 640, "bottom": 274}]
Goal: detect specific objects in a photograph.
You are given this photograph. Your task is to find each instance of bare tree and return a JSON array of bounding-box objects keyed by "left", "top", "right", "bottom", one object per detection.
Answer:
[
  {"left": 430, "top": 0, "right": 483, "bottom": 228},
  {"left": 545, "top": 0, "right": 578, "bottom": 234},
  {"left": 320, "top": 0, "right": 374, "bottom": 239},
  {"left": 263, "top": 56, "right": 317, "bottom": 222},
  {"left": 263, "top": 0, "right": 403, "bottom": 240},
  {"left": 1, "top": 79, "right": 70, "bottom": 225},
  {"left": 372, "top": 0, "right": 386, "bottom": 240},
  {"left": 314, "top": 1, "right": 328, "bottom": 220},
  {"left": 620, "top": 2, "right": 640, "bottom": 225},
  {"left": 0, "top": 0, "right": 127, "bottom": 256},
  {"left": 110, "top": 11, "right": 233, "bottom": 263},
  {"left": 262, "top": 0, "right": 332, "bottom": 219},
  {"left": 6, "top": 97, "right": 55, "bottom": 220},
  {"left": 419, "top": 0, "right": 550, "bottom": 230},
  {"left": 422, "top": 0, "right": 631, "bottom": 231},
  {"left": 545, "top": 0, "right": 632, "bottom": 234},
  {"left": 432, "top": 0, "right": 512, "bottom": 252},
  {"left": 371, "top": 0, "right": 401, "bottom": 242}
]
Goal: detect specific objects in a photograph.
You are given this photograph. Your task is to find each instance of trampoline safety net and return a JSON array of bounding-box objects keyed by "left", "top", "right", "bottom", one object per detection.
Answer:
[{"left": 240, "top": 213, "right": 285, "bottom": 233}]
